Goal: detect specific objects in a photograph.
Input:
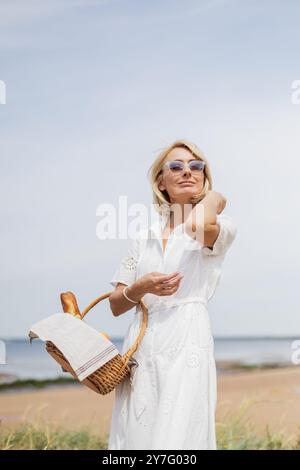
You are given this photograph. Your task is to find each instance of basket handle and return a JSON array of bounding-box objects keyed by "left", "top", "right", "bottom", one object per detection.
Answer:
[{"left": 60, "top": 291, "right": 148, "bottom": 359}]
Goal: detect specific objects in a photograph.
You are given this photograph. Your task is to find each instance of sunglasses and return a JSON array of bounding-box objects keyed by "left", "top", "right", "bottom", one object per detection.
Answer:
[{"left": 163, "top": 160, "right": 206, "bottom": 173}]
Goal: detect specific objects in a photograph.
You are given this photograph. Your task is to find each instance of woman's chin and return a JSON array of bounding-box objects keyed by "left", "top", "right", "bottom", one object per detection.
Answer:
[{"left": 177, "top": 187, "right": 197, "bottom": 195}]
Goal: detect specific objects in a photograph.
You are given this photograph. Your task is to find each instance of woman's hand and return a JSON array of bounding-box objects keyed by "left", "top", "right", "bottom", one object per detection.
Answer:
[
  {"left": 110, "top": 271, "right": 184, "bottom": 316},
  {"left": 204, "top": 190, "right": 227, "bottom": 214},
  {"left": 135, "top": 271, "right": 184, "bottom": 297}
]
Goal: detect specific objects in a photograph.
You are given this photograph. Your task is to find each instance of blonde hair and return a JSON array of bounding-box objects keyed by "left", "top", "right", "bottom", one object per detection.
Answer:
[{"left": 147, "top": 139, "right": 212, "bottom": 215}]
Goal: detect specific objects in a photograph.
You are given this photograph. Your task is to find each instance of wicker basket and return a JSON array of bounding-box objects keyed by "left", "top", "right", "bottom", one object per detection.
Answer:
[{"left": 45, "top": 291, "right": 148, "bottom": 395}]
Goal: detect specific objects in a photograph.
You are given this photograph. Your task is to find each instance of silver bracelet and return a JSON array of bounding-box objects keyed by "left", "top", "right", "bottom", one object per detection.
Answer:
[{"left": 122, "top": 285, "right": 139, "bottom": 304}]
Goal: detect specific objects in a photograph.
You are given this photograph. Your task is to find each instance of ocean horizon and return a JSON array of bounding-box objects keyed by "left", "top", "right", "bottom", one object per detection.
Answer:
[{"left": 0, "top": 336, "right": 298, "bottom": 382}]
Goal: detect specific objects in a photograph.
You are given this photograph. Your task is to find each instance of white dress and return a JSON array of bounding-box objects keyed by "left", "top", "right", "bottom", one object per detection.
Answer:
[{"left": 108, "top": 211, "right": 237, "bottom": 450}]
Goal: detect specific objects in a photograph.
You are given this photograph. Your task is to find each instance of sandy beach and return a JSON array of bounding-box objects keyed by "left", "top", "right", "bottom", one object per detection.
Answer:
[{"left": 1, "top": 365, "right": 300, "bottom": 446}]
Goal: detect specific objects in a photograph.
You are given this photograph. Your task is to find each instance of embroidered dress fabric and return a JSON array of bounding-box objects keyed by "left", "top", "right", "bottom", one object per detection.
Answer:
[
  {"left": 29, "top": 313, "right": 119, "bottom": 381},
  {"left": 108, "top": 212, "right": 237, "bottom": 450},
  {"left": 110, "top": 234, "right": 141, "bottom": 288}
]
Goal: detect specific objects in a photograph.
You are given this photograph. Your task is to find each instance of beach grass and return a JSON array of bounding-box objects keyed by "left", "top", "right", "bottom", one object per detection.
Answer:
[
  {"left": 216, "top": 399, "right": 300, "bottom": 450},
  {"left": 0, "top": 422, "right": 108, "bottom": 450},
  {"left": 1, "top": 400, "right": 299, "bottom": 450},
  {"left": 0, "top": 377, "right": 78, "bottom": 392}
]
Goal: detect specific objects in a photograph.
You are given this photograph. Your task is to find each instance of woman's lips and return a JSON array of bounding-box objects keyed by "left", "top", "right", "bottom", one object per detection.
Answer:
[{"left": 178, "top": 181, "right": 195, "bottom": 186}]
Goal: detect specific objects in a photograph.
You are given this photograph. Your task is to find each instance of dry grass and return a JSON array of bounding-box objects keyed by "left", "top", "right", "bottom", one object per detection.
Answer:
[
  {"left": 1, "top": 399, "right": 299, "bottom": 450},
  {"left": 216, "top": 398, "right": 300, "bottom": 450}
]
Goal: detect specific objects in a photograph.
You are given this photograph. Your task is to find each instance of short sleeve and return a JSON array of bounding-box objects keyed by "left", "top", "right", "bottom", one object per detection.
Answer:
[
  {"left": 110, "top": 234, "right": 141, "bottom": 288},
  {"left": 202, "top": 213, "right": 237, "bottom": 257}
]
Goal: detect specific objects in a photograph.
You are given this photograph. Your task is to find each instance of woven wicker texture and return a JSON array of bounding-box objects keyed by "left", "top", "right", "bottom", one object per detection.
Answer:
[{"left": 45, "top": 291, "right": 148, "bottom": 395}]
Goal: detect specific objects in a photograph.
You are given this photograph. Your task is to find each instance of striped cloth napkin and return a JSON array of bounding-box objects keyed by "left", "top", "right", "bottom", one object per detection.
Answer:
[{"left": 28, "top": 313, "right": 119, "bottom": 381}]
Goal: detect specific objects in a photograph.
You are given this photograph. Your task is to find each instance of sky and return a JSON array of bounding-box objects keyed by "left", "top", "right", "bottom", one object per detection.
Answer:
[{"left": 1, "top": 0, "right": 300, "bottom": 339}]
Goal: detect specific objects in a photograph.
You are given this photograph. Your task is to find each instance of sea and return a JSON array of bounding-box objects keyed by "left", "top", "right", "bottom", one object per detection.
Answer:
[{"left": 1, "top": 336, "right": 298, "bottom": 382}]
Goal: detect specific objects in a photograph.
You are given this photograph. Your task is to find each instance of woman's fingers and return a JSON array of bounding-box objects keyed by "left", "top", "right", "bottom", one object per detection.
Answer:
[
  {"left": 161, "top": 272, "right": 182, "bottom": 284},
  {"left": 162, "top": 275, "right": 183, "bottom": 288},
  {"left": 160, "top": 276, "right": 183, "bottom": 295},
  {"left": 160, "top": 284, "right": 180, "bottom": 295},
  {"left": 149, "top": 271, "right": 184, "bottom": 297},
  {"left": 163, "top": 273, "right": 183, "bottom": 283}
]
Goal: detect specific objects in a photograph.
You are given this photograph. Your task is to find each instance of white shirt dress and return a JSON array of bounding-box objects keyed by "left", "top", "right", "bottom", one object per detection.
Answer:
[{"left": 108, "top": 211, "right": 237, "bottom": 450}]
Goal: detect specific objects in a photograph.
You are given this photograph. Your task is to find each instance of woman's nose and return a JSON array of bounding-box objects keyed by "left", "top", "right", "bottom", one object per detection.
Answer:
[{"left": 182, "top": 167, "right": 191, "bottom": 175}]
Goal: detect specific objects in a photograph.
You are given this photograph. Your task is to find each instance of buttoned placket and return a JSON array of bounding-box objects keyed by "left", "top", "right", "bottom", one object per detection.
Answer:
[
  {"left": 137, "top": 216, "right": 170, "bottom": 396},
  {"left": 142, "top": 316, "right": 156, "bottom": 392},
  {"left": 138, "top": 215, "right": 197, "bottom": 393}
]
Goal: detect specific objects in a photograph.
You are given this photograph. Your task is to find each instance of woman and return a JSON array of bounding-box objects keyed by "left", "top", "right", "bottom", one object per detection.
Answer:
[{"left": 108, "top": 139, "right": 237, "bottom": 450}]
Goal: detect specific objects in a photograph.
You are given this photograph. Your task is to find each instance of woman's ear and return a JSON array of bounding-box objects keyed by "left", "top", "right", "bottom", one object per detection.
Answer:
[{"left": 158, "top": 175, "right": 166, "bottom": 192}]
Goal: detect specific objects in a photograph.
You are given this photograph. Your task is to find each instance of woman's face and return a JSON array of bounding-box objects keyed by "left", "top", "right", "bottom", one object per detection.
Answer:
[{"left": 158, "top": 147, "right": 205, "bottom": 205}]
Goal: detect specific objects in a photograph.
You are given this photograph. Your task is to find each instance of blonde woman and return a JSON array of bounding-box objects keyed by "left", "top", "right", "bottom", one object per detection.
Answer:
[{"left": 108, "top": 139, "right": 237, "bottom": 450}]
